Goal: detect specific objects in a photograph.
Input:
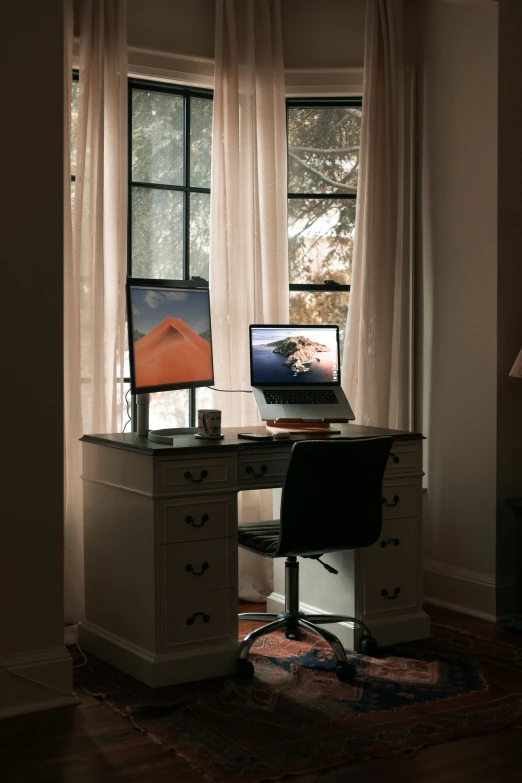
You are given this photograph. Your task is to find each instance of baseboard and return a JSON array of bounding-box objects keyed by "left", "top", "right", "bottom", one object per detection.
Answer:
[
  {"left": 266, "top": 593, "right": 430, "bottom": 648},
  {"left": 0, "top": 694, "right": 79, "bottom": 720},
  {"left": 423, "top": 559, "right": 516, "bottom": 622},
  {"left": 0, "top": 645, "right": 79, "bottom": 719},
  {"left": 79, "top": 620, "right": 238, "bottom": 687},
  {"left": 423, "top": 596, "right": 498, "bottom": 623}
]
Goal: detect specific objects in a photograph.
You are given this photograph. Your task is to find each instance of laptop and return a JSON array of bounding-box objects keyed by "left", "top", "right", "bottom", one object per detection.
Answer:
[{"left": 249, "top": 324, "right": 355, "bottom": 422}]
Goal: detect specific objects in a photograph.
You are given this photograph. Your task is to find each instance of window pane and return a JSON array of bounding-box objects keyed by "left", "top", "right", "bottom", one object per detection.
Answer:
[
  {"left": 288, "top": 198, "right": 355, "bottom": 285},
  {"left": 190, "top": 98, "right": 213, "bottom": 188},
  {"left": 71, "top": 80, "right": 79, "bottom": 175},
  {"left": 132, "top": 187, "right": 183, "bottom": 278},
  {"left": 122, "top": 382, "right": 132, "bottom": 432},
  {"left": 190, "top": 192, "right": 210, "bottom": 281},
  {"left": 132, "top": 90, "right": 183, "bottom": 186},
  {"left": 290, "top": 291, "right": 350, "bottom": 354},
  {"left": 287, "top": 106, "right": 361, "bottom": 195},
  {"left": 149, "top": 390, "right": 190, "bottom": 430},
  {"left": 196, "top": 386, "right": 214, "bottom": 412}
]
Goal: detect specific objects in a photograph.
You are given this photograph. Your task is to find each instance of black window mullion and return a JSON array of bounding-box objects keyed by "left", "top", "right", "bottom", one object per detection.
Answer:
[
  {"left": 127, "top": 79, "right": 137, "bottom": 427},
  {"left": 184, "top": 94, "right": 196, "bottom": 427},
  {"left": 290, "top": 284, "right": 350, "bottom": 292},
  {"left": 287, "top": 192, "right": 356, "bottom": 200},
  {"left": 127, "top": 79, "right": 133, "bottom": 277},
  {"left": 183, "top": 93, "right": 191, "bottom": 281}
]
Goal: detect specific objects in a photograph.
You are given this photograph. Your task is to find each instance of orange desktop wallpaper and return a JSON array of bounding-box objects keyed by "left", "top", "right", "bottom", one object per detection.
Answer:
[{"left": 130, "top": 287, "right": 213, "bottom": 389}]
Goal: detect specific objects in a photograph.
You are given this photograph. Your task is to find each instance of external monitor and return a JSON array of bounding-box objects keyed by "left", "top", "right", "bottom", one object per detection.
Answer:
[{"left": 126, "top": 278, "right": 214, "bottom": 396}]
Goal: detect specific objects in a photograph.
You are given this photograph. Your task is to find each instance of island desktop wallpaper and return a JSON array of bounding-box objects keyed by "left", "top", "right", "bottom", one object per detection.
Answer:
[
  {"left": 250, "top": 327, "right": 339, "bottom": 384},
  {"left": 129, "top": 287, "right": 213, "bottom": 390}
]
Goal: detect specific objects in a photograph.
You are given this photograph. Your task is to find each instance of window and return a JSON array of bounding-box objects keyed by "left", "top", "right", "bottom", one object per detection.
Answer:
[
  {"left": 128, "top": 79, "right": 213, "bottom": 429},
  {"left": 71, "top": 72, "right": 79, "bottom": 212},
  {"left": 287, "top": 99, "right": 362, "bottom": 351}
]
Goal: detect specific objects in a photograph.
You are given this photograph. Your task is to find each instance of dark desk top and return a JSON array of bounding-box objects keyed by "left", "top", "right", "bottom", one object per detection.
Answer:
[{"left": 81, "top": 424, "right": 423, "bottom": 457}]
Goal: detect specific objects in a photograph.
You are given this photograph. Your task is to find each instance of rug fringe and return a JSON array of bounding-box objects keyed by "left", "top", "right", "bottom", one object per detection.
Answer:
[
  {"left": 127, "top": 703, "right": 180, "bottom": 719},
  {"left": 77, "top": 684, "right": 220, "bottom": 782},
  {"left": 389, "top": 745, "right": 422, "bottom": 758}
]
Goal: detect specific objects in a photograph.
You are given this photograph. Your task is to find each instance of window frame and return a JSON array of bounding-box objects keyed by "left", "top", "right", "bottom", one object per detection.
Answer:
[
  {"left": 127, "top": 77, "right": 214, "bottom": 428},
  {"left": 286, "top": 96, "right": 361, "bottom": 302},
  {"left": 71, "top": 70, "right": 78, "bottom": 187}
]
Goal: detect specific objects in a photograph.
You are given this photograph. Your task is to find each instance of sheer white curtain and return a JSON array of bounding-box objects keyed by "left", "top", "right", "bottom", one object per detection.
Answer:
[
  {"left": 209, "top": 0, "right": 289, "bottom": 601},
  {"left": 342, "top": 0, "right": 414, "bottom": 430},
  {"left": 64, "top": 0, "right": 128, "bottom": 623}
]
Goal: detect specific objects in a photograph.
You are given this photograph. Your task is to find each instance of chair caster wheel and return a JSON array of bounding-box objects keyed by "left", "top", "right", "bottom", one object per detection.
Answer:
[
  {"left": 285, "top": 630, "right": 300, "bottom": 640},
  {"left": 359, "top": 636, "right": 378, "bottom": 655},
  {"left": 236, "top": 659, "right": 255, "bottom": 679},
  {"left": 335, "top": 661, "right": 357, "bottom": 682}
]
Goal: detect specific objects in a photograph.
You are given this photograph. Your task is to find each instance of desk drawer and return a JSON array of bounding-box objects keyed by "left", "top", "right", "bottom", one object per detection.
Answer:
[
  {"left": 158, "top": 494, "right": 236, "bottom": 544},
  {"left": 385, "top": 443, "right": 422, "bottom": 476},
  {"left": 362, "top": 517, "right": 418, "bottom": 618},
  {"left": 156, "top": 456, "right": 235, "bottom": 494},
  {"left": 238, "top": 451, "right": 290, "bottom": 488},
  {"left": 164, "top": 590, "right": 232, "bottom": 646},
  {"left": 381, "top": 479, "right": 421, "bottom": 520},
  {"left": 162, "top": 539, "right": 234, "bottom": 596}
]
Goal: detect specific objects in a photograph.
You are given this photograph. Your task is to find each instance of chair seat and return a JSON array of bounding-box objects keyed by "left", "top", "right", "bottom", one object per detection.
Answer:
[{"left": 238, "top": 520, "right": 281, "bottom": 555}]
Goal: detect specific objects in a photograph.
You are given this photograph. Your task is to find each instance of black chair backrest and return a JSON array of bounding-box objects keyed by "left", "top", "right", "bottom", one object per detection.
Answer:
[{"left": 276, "top": 437, "right": 393, "bottom": 557}]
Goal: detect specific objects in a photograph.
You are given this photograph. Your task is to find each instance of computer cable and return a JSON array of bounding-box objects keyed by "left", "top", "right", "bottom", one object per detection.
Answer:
[
  {"left": 208, "top": 387, "right": 252, "bottom": 393},
  {"left": 122, "top": 388, "right": 132, "bottom": 432}
]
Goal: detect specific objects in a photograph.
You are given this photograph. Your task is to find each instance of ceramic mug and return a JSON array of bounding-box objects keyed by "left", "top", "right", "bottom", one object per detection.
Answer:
[{"left": 197, "top": 409, "right": 222, "bottom": 438}]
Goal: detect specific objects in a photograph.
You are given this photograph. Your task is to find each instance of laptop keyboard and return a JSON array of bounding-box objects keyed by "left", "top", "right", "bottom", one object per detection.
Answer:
[{"left": 263, "top": 389, "right": 338, "bottom": 405}]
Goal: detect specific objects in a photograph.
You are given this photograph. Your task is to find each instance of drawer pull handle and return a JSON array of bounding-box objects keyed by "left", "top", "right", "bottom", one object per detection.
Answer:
[
  {"left": 389, "top": 452, "right": 400, "bottom": 464},
  {"left": 185, "top": 513, "right": 209, "bottom": 527},
  {"left": 382, "top": 494, "right": 400, "bottom": 508},
  {"left": 381, "top": 587, "right": 401, "bottom": 600},
  {"left": 380, "top": 538, "right": 400, "bottom": 548},
  {"left": 185, "top": 562, "right": 209, "bottom": 576},
  {"left": 184, "top": 470, "right": 208, "bottom": 483},
  {"left": 186, "top": 612, "right": 210, "bottom": 626},
  {"left": 246, "top": 464, "right": 268, "bottom": 477}
]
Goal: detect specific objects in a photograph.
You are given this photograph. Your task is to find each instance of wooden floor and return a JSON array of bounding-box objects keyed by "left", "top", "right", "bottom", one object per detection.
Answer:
[{"left": 1, "top": 604, "right": 522, "bottom": 783}]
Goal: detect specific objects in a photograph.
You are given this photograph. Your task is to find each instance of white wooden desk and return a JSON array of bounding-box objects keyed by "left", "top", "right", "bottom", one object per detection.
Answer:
[{"left": 80, "top": 425, "right": 429, "bottom": 687}]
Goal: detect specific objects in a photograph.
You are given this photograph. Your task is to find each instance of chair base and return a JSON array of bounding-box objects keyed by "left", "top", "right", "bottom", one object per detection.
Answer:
[{"left": 237, "top": 610, "right": 378, "bottom": 682}]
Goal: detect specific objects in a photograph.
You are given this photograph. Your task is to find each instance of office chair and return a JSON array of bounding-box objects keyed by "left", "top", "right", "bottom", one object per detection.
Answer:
[{"left": 237, "top": 436, "right": 393, "bottom": 682}]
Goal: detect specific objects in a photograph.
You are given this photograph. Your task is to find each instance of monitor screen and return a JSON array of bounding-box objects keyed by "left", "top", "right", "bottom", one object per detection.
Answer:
[
  {"left": 249, "top": 325, "right": 340, "bottom": 385},
  {"left": 127, "top": 279, "right": 214, "bottom": 394}
]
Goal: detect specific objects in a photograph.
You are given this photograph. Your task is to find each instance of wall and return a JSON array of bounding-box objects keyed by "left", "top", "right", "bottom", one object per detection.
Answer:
[
  {"left": 417, "top": 0, "right": 500, "bottom": 618},
  {"left": 497, "top": 0, "right": 522, "bottom": 614},
  {"left": 126, "top": 0, "right": 366, "bottom": 68},
  {"left": 0, "top": 0, "right": 76, "bottom": 717},
  {"left": 281, "top": 0, "right": 365, "bottom": 68},
  {"left": 127, "top": 0, "right": 215, "bottom": 59}
]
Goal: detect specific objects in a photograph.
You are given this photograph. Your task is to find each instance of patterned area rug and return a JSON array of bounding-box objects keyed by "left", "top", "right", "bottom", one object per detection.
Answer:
[{"left": 74, "top": 623, "right": 522, "bottom": 783}]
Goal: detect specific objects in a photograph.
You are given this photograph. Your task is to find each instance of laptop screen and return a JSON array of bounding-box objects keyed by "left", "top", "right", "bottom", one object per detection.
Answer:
[{"left": 249, "top": 325, "right": 340, "bottom": 386}]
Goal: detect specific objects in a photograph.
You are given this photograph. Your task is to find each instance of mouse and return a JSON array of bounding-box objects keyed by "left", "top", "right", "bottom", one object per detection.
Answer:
[{"left": 272, "top": 430, "right": 291, "bottom": 439}]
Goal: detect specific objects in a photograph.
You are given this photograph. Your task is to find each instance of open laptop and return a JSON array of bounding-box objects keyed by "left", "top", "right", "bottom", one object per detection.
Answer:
[{"left": 249, "top": 324, "right": 355, "bottom": 422}]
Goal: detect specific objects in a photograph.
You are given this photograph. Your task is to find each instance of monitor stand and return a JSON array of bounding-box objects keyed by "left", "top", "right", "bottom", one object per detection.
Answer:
[
  {"left": 148, "top": 427, "right": 198, "bottom": 444},
  {"left": 136, "top": 393, "right": 197, "bottom": 443}
]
